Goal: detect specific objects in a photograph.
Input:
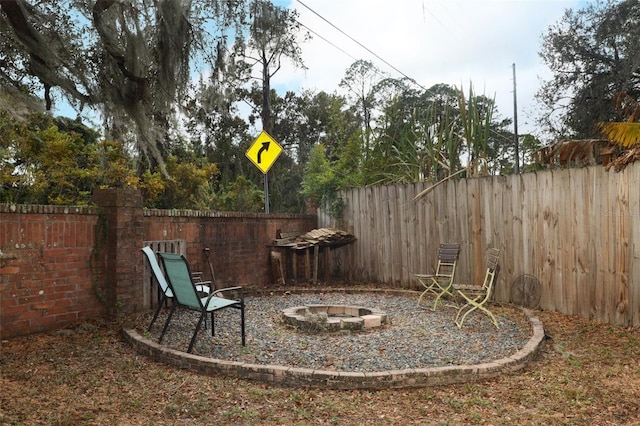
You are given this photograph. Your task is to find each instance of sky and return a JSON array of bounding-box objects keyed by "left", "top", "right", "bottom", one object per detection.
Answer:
[
  {"left": 269, "top": 0, "right": 586, "bottom": 139},
  {"left": 51, "top": 0, "right": 587, "bottom": 141}
]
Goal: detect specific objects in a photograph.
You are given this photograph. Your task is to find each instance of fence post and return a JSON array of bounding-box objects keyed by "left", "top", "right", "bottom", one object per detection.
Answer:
[{"left": 91, "top": 188, "right": 144, "bottom": 317}]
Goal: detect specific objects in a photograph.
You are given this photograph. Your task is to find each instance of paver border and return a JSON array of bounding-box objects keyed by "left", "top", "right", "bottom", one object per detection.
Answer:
[{"left": 122, "top": 289, "right": 546, "bottom": 390}]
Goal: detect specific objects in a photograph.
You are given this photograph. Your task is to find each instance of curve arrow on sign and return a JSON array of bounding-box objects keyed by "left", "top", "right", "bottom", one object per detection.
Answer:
[{"left": 257, "top": 141, "right": 270, "bottom": 163}]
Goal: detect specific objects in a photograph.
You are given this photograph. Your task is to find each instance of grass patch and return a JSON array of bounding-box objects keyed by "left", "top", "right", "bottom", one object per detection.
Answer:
[{"left": 1, "top": 310, "right": 640, "bottom": 424}]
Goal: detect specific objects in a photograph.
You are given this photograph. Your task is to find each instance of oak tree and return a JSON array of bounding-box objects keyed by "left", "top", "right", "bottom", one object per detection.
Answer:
[{"left": 537, "top": 0, "right": 640, "bottom": 139}]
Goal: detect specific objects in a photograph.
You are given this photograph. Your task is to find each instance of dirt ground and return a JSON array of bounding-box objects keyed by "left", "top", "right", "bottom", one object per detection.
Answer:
[{"left": 1, "top": 302, "right": 640, "bottom": 425}]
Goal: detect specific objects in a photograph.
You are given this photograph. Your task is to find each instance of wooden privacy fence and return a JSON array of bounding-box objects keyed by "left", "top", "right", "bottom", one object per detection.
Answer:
[{"left": 319, "top": 162, "right": 640, "bottom": 327}]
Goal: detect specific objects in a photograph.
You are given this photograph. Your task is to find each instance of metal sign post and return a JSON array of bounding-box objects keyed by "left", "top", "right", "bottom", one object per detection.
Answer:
[
  {"left": 263, "top": 174, "right": 269, "bottom": 213},
  {"left": 245, "top": 130, "right": 283, "bottom": 213}
]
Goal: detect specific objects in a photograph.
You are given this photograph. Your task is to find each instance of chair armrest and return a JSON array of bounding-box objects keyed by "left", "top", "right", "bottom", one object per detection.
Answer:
[{"left": 212, "top": 286, "right": 244, "bottom": 301}]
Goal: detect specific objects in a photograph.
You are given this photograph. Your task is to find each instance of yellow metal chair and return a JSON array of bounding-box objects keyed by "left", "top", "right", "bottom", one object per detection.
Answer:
[
  {"left": 415, "top": 243, "right": 460, "bottom": 310},
  {"left": 454, "top": 248, "right": 501, "bottom": 329}
]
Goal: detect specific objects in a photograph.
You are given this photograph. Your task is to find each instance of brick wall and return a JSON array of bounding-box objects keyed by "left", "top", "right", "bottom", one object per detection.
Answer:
[
  {"left": 1, "top": 189, "right": 317, "bottom": 338},
  {"left": 0, "top": 204, "right": 106, "bottom": 339},
  {"left": 142, "top": 210, "right": 316, "bottom": 288}
]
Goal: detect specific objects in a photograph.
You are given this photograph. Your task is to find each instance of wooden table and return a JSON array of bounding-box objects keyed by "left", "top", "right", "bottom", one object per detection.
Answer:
[{"left": 269, "top": 238, "right": 355, "bottom": 285}]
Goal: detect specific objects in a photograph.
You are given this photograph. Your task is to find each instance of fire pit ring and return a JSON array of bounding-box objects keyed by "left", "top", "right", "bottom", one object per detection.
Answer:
[{"left": 282, "top": 304, "right": 387, "bottom": 332}]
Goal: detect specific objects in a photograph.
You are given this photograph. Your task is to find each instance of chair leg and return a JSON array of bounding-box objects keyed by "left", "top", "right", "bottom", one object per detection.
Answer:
[
  {"left": 455, "top": 299, "right": 499, "bottom": 329},
  {"left": 158, "top": 304, "right": 177, "bottom": 343},
  {"left": 416, "top": 289, "right": 431, "bottom": 307},
  {"left": 432, "top": 285, "right": 453, "bottom": 311},
  {"left": 211, "top": 311, "right": 215, "bottom": 336},
  {"left": 416, "top": 277, "right": 436, "bottom": 307},
  {"left": 476, "top": 305, "right": 499, "bottom": 329},
  {"left": 240, "top": 300, "right": 246, "bottom": 346},
  {"left": 455, "top": 303, "right": 475, "bottom": 328},
  {"left": 148, "top": 293, "right": 167, "bottom": 331},
  {"left": 454, "top": 292, "right": 481, "bottom": 328},
  {"left": 187, "top": 310, "right": 207, "bottom": 353}
]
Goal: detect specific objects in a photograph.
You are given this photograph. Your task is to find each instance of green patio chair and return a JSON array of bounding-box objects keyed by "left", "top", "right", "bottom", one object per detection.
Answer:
[
  {"left": 454, "top": 248, "right": 501, "bottom": 329},
  {"left": 415, "top": 243, "right": 460, "bottom": 310},
  {"left": 141, "top": 246, "right": 211, "bottom": 331},
  {"left": 157, "top": 252, "right": 245, "bottom": 353}
]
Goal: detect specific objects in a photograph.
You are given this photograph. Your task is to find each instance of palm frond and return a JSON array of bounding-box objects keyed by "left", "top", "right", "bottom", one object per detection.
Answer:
[
  {"left": 598, "top": 122, "right": 640, "bottom": 148},
  {"left": 412, "top": 168, "right": 466, "bottom": 201}
]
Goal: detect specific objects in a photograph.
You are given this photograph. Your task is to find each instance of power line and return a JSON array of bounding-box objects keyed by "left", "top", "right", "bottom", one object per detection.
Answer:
[
  {"left": 294, "top": 0, "right": 427, "bottom": 91},
  {"left": 294, "top": 20, "right": 358, "bottom": 63},
  {"left": 295, "top": 18, "right": 396, "bottom": 85},
  {"left": 421, "top": 1, "right": 451, "bottom": 35}
]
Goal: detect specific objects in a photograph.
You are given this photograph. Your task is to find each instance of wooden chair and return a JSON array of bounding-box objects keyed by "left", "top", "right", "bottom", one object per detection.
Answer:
[
  {"left": 157, "top": 252, "right": 245, "bottom": 353},
  {"left": 141, "top": 246, "right": 211, "bottom": 331},
  {"left": 454, "top": 247, "right": 501, "bottom": 329},
  {"left": 415, "top": 243, "right": 460, "bottom": 310}
]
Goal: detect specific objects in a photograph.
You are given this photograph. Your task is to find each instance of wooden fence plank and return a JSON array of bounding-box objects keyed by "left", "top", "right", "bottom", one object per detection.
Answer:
[
  {"left": 479, "top": 176, "right": 493, "bottom": 283},
  {"left": 586, "top": 168, "right": 599, "bottom": 320},
  {"left": 504, "top": 174, "right": 526, "bottom": 302},
  {"left": 392, "top": 185, "right": 401, "bottom": 285},
  {"left": 444, "top": 176, "right": 457, "bottom": 244},
  {"left": 454, "top": 177, "right": 471, "bottom": 284},
  {"left": 520, "top": 172, "right": 537, "bottom": 281},
  {"left": 379, "top": 185, "right": 391, "bottom": 283},
  {"left": 410, "top": 183, "right": 423, "bottom": 288},
  {"left": 559, "top": 168, "right": 575, "bottom": 315},
  {"left": 411, "top": 183, "right": 426, "bottom": 288},
  {"left": 490, "top": 175, "right": 507, "bottom": 300},
  {"left": 605, "top": 169, "right": 619, "bottom": 324},
  {"left": 364, "top": 187, "right": 375, "bottom": 280},
  {"left": 615, "top": 166, "right": 631, "bottom": 325},
  {"left": 360, "top": 187, "right": 369, "bottom": 280},
  {"left": 536, "top": 170, "right": 556, "bottom": 311},
  {"left": 630, "top": 163, "right": 640, "bottom": 325},
  {"left": 467, "top": 178, "right": 483, "bottom": 285},
  {"left": 593, "top": 167, "right": 609, "bottom": 322},
  {"left": 342, "top": 189, "right": 355, "bottom": 275},
  {"left": 425, "top": 183, "right": 438, "bottom": 278},
  {"left": 372, "top": 185, "right": 384, "bottom": 282},
  {"left": 572, "top": 167, "right": 592, "bottom": 319},
  {"left": 388, "top": 185, "right": 397, "bottom": 284},
  {"left": 397, "top": 184, "right": 411, "bottom": 287}
]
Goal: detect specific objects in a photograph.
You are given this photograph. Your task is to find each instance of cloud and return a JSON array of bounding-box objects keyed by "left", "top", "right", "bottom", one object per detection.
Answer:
[{"left": 271, "top": 0, "right": 583, "bottom": 138}]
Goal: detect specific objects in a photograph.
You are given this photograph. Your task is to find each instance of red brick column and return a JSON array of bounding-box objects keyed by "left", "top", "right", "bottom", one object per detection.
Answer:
[{"left": 91, "top": 189, "right": 144, "bottom": 316}]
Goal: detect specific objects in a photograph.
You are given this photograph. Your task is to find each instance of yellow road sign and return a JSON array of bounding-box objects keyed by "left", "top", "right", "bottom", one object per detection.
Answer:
[{"left": 246, "top": 130, "right": 283, "bottom": 174}]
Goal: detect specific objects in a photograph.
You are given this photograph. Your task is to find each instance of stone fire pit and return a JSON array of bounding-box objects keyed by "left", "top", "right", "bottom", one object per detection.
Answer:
[{"left": 282, "top": 304, "right": 387, "bottom": 332}]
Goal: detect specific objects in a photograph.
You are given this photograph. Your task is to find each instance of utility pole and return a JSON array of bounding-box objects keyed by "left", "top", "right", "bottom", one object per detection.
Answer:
[{"left": 512, "top": 63, "right": 520, "bottom": 174}]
